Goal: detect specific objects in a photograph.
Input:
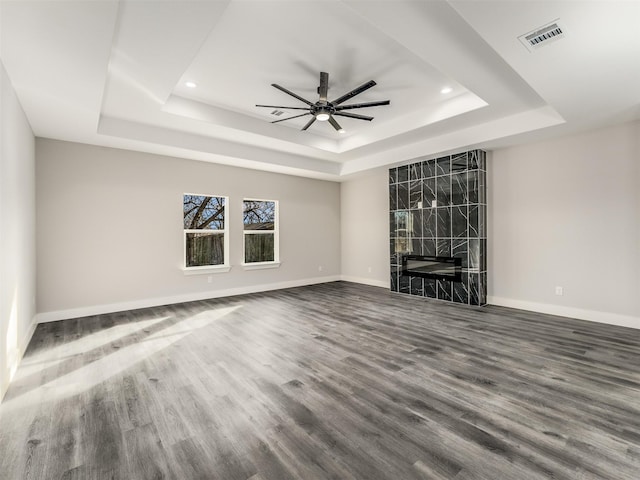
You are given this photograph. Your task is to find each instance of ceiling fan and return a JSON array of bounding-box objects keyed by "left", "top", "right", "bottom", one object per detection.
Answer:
[{"left": 256, "top": 71, "right": 390, "bottom": 132}]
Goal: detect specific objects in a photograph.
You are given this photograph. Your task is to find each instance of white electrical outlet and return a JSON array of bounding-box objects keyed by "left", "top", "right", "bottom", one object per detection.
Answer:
[
  {"left": 367, "top": 266, "right": 372, "bottom": 273},
  {"left": 318, "top": 265, "right": 323, "bottom": 272},
  {"left": 555, "top": 286, "right": 563, "bottom": 296},
  {"left": 207, "top": 275, "right": 213, "bottom": 284}
]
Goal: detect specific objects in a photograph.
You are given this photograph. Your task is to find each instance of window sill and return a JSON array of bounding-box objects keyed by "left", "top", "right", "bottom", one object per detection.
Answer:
[
  {"left": 182, "top": 265, "right": 231, "bottom": 275},
  {"left": 241, "top": 261, "right": 281, "bottom": 271}
]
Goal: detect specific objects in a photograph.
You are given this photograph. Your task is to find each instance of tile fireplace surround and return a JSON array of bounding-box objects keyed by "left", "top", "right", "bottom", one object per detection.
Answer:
[{"left": 389, "top": 150, "right": 487, "bottom": 306}]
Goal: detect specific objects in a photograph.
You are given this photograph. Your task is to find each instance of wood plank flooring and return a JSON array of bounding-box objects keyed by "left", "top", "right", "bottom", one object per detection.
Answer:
[{"left": 1, "top": 281, "right": 639, "bottom": 479}]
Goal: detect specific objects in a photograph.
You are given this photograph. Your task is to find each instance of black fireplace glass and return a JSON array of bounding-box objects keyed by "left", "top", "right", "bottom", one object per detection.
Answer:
[{"left": 401, "top": 255, "right": 462, "bottom": 282}]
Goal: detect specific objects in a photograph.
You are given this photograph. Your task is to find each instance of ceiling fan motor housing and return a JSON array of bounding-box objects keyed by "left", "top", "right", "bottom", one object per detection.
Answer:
[{"left": 312, "top": 103, "right": 335, "bottom": 120}]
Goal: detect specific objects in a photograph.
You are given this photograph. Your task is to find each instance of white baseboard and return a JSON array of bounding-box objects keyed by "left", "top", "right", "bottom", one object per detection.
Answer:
[
  {"left": 35, "top": 275, "right": 341, "bottom": 323},
  {"left": 340, "top": 275, "right": 389, "bottom": 289},
  {"left": 488, "top": 296, "right": 640, "bottom": 330}
]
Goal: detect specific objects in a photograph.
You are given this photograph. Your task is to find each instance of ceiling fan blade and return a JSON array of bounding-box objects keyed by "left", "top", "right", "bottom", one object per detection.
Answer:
[
  {"left": 318, "top": 72, "right": 329, "bottom": 103},
  {"left": 301, "top": 117, "right": 316, "bottom": 131},
  {"left": 271, "top": 83, "right": 314, "bottom": 106},
  {"left": 256, "top": 104, "right": 310, "bottom": 110},
  {"left": 335, "top": 100, "right": 390, "bottom": 110},
  {"left": 331, "top": 80, "right": 376, "bottom": 105},
  {"left": 271, "top": 112, "right": 311, "bottom": 124},
  {"left": 334, "top": 111, "right": 373, "bottom": 121},
  {"left": 328, "top": 116, "right": 343, "bottom": 132}
]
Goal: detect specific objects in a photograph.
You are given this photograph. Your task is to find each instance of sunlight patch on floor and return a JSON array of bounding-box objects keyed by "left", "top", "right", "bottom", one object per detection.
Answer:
[
  {"left": 0, "top": 305, "right": 241, "bottom": 414},
  {"left": 18, "top": 316, "right": 169, "bottom": 377}
]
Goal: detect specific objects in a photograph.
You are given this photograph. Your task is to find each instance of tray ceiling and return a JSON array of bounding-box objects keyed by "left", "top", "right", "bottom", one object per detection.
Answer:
[{"left": 1, "top": 0, "right": 638, "bottom": 180}]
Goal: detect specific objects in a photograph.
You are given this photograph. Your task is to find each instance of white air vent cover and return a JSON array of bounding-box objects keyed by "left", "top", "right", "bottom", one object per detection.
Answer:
[
  {"left": 518, "top": 20, "right": 565, "bottom": 52},
  {"left": 270, "top": 109, "right": 285, "bottom": 116}
]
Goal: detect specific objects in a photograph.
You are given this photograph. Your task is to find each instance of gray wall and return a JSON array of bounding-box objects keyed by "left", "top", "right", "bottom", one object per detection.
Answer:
[
  {"left": 489, "top": 121, "right": 640, "bottom": 327},
  {"left": 36, "top": 139, "right": 341, "bottom": 318},
  {"left": 340, "top": 171, "right": 389, "bottom": 287},
  {"left": 0, "top": 61, "right": 36, "bottom": 399}
]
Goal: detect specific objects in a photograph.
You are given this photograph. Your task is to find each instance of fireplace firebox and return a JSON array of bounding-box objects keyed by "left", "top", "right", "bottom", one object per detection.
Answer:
[{"left": 401, "top": 255, "right": 462, "bottom": 282}]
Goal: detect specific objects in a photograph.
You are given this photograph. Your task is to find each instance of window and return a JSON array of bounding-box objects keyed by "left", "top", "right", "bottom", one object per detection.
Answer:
[
  {"left": 183, "top": 194, "right": 228, "bottom": 270},
  {"left": 243, "top": 199, "right": 279, "bottom": 265}
]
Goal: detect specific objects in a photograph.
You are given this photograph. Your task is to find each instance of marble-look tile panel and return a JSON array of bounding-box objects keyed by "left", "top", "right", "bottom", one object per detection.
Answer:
[
  {"left": 437, "top": 206, "right": 451, "bottom": 237},
  {"left": 422, "top": 238, "right": 436, "bottom": 256},
  {"left": 437, "top": 280, "right": 452, "bottom": 301},
  {"left": 479, "top": 205, "right": 486, "bottom": 238},
  {"left": 389, "top": 167, "right": 397, "bottom": 184},
  {"left": 469, "top": 150, "right": 479, "bottom": 170},
  {"left": 469, "top": 238, "right": 479, "bottom": 269},
  {"left": 390, "top": 267, "right": 398, "bottom": 292},
  {"left": 453, "top": 272, "right": 469, "bottom": 304},
  {"left": 411, "top": 277, "right": 423, "bottom": 296},
  {"left": 397, "top": 165, "right": 408, "bottom": 183},
  {"left": 452, "top": 205, "right": 468, "bottom": 238},
  {"left": 479, "top": 169, "right": 486, "bottom": 204},
  {"left": 409, "top": 163, "right": 421, "bottom": 182},
  {"left": 480, "top": 272, "right": 487, "bottom": 305},
  {"left": 422, "top": 159, "right": 436, "bottom": 178},
  {"left": 422, "top": 177, "right": 436, "bottom": 207},
  {"left": 389, "top": 184, "right": 398, "bottom": 211},
  {"left": 451, "top": 173, "right": 467, "bottom": 205},
  {"left": 452, "top": 238, "right": 468, "bottom": 269},
  {"left": 467, "top": 171, "right": 479, "bottom": 204},
  {"left": 390, "top": 239, "right": 398, "bottom": 257},
  {"left": 451, "top": 152, "right": 468, "bottom": 172},
  {"left": 422, "top": 208, "right": 437, "bottom": 238},
  {"left": 391, "top": 244, "right": 400, "bottom": 261},
  {"left": 424, "top": 278, "right": 437, "bottom": 298},
  {"left": 410, "top": 180, "right": 422, "bottom": 209},
  {"left": 411, "top": 238, "right": 421, "bottom": 255},
  {"left": 397, "top": 183, "right": 409, "bottom": 210},
  {"left": 469, "top": 204, "right": 479, "bottom": 238},
  {"left": 481, "top": 239, "right": 487, "bottom": 271},
  {"left": 437, "top": 238, "right": 451, "bottom": 257},
  {"left": 479, "top": 150, "right": 486, "bottom": 171},
  {"left": 469, "top": 273, "right": 479, "bottom": 305},
  {"left": 436, "top": 156, "right": 450, "bottom": 176},
  {"left": 436, "top": 175, "right": 451, "bottom": 207},
  {"left": 399, "top": 274, "right": 410, "bottom": 294},
  {"left": 411, "top": 210, "right": 422, "bottom": 237}
]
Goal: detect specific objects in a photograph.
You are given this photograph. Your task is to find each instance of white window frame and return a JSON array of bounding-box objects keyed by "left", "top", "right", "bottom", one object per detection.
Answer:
[
  {"left": 241, "top": 198, "right": 280, "bottom": 270},
  {"left": 183, "top": 193, "right": 230, "bottom": 275}
]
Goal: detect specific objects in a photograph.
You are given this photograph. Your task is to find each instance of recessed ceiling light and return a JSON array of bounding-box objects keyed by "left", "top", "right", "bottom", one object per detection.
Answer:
[
  {"left": 185, "top": 81, "right": 197, "bottom": 88},
  {"left": 338, "top": 128, "right": 346, "bottom": 134},
  {"left": 440, "top": 87, "right": 453, "bottom": 94}
]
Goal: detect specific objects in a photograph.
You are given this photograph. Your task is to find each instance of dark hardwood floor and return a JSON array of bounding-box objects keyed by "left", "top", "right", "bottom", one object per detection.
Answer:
[{"left": 1, "top": 281, "right": 639, "bottom": 479}]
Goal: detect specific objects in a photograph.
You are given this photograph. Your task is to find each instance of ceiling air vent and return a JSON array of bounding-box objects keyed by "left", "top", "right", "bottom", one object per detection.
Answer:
[
  {"left": 518, "top": 20, "right": 565, "bottom": 52},
  {"left": 270, "top": 109, "right": 285, "bottom": 117}
]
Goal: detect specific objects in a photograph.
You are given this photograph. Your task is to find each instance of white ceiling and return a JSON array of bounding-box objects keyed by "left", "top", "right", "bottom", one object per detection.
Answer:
[{"left": 1, "top": 0, "right": 638, "bottom": 181}]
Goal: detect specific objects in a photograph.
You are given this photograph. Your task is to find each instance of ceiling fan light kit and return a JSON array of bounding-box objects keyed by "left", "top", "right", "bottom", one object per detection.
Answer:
[{"left": 256, "top": 71, "right": 390, "bottom": 132}]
